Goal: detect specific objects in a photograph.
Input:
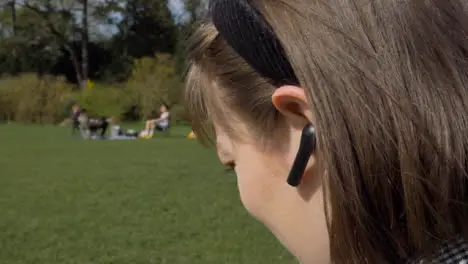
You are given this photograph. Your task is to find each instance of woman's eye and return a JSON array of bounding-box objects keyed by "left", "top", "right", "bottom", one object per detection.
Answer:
[{"left": 224, "top": 162, "right": 236, "bottom": 170}]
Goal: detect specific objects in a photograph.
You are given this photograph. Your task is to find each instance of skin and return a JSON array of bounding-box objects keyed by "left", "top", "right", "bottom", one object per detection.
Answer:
[
  {"left": 72, "top": 105, "right": 80, "bottom": 114},
  {"left": 144, "top": 105, "right": 168, "bottom": 131},
  {"left": 215, "top": 86, "right": 330, "bottom": 264}
]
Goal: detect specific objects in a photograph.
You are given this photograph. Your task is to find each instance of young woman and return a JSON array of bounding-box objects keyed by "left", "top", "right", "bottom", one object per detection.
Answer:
[
  {"left": 185, "top": 0, "right": 468, "bottom": 263},
  {"left": 139, "top": 104, "right": 171, "bottom": 138}
]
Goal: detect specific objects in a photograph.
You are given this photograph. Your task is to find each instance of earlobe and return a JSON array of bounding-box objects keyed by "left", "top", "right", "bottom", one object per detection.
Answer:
[{"left": 271, "top": 86, "right": 313, "bottom": 123}]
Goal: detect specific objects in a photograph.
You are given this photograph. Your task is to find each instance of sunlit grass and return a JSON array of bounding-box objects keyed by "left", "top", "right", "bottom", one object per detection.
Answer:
[{"left": 0, "top": 124, "right": 295, "bottom": 264}]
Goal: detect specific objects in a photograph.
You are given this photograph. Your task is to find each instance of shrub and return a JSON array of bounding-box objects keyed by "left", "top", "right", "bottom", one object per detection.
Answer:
[
  {"left": 0, "top": 54, "right": 188, "bottom": 124},
  {"left": 125, "top": 53, "right": 183, "bottom": 120},
  {"left": 73, "top": 84, "right": 129, "bottom": 119},
  {"left": 169, "top": 104, "right": 189, "bottom": 125},
  {"left": 0, "top": 74, "right": 73, "bottom": 124}
]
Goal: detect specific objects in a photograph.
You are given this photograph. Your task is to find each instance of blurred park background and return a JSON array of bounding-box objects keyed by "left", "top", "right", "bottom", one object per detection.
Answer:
[
  {"left": 0, "top": 1, "right": 296, "bottom": 263},
  {"left": 0, "top": 0, "right": 203, "bottom": 124}
]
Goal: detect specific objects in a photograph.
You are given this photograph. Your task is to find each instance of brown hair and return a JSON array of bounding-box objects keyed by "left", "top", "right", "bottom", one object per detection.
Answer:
[
  {"left": 185, "top": 23, "right": 281, "bottom": 144},
  {"left": 186, "top": 0, "right": 468, "bottom": 262}
]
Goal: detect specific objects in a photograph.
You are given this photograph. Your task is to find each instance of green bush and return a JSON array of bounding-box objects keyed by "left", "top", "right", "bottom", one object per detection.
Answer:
[
  {"left": 0, "top": 53, "right": 187, "bottom": 124},
  {"left": 73, "top": 84, "right": 129, "bottom": 119},
  {"left": 0, "top": 74, "right": 73, "bottom": 124},
  {"left": 169, "top": 104, "right": 190, "bottom": 124},
  {"left": 125, "top": 53, "right": 183, "bottom": 120},
  {"left": 72, "top": 54, "right": 183, "bottom": 121},
  {"left": 0, "top": 80, "right": 15, "bottom": 122}
]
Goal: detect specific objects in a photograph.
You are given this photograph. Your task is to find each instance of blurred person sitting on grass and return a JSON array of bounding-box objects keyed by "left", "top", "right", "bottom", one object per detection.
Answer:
[
  {"left": 71, "top": 103, "right": 82, "bottom": 135},
  {"left": 77, "top": 108, "right": 90, "bottom": 139},
  {"left": 78, "top": 109, "right": 110, "bottom": 139},
  {"left": 139, "top": 103, "right": 171, "bottom": 138}
]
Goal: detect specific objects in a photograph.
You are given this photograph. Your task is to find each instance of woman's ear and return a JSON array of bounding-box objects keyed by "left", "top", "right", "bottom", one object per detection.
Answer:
[
  {"left": 273, "top": 86, "right": 319, "bottom": 195},
  {"left": 272, "top": 86, "right": 314, "bottom": 125}
]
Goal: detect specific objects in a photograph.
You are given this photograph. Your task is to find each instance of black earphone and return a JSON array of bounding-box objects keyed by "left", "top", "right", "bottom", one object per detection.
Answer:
[{"left": 287, "top": 124, "right": 316, "bottom": 187}]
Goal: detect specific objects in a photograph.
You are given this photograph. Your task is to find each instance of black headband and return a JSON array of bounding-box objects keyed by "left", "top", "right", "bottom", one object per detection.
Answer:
[{"left": 210, "top": 0, "right": 299, "bottom": 86}]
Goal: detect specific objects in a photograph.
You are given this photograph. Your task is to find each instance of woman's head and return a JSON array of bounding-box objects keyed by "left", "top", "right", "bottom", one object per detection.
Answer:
[
  {"left": 186, "top": 21, "right": 329, "bottom": 264},
  {"left": 160, "top": 103, "right": 169, "bottom": 113},
  {"left": 186, "top": 0, "right": 468, "bottom": 263},
  {"left": 72, "top": 103, "right": 80, "bottom": 112}
]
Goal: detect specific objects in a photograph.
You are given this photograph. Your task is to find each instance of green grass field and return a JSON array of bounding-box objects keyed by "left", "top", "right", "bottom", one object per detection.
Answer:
[{"left": 0, "top": 124, "right": 296, "bottom": 264}]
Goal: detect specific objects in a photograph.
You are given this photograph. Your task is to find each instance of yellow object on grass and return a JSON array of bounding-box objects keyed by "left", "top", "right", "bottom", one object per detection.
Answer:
[
  {"left": 87, "top": 79, "right": 95, "bottom": 89},
  {"left": 187, "top": 131, "right": 197, "bottom": 139},
  {"left": 138, "top": 131, "right": 153, "bottom": 139}
]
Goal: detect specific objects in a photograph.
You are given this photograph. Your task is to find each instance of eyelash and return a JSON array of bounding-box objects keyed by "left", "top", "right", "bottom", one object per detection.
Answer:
[{"left": 225, "top": 162, "right": 236, "bottom": 170}]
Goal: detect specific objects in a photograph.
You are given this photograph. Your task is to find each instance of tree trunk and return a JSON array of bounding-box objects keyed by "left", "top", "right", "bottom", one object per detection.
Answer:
[
  {"left": 81, "top": 0, "right": 89, "bottom": 91},
  {"left": 10, "top": 0, "right": 18, "bottom": 74},
  {"left": 10, "top": 0, "right": 16, "bottom": 35},
  {"left": 64, "top": 45, "right": 83, "bottom": 88}
]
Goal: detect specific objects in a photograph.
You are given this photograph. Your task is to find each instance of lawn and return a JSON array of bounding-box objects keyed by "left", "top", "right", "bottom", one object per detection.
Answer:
[{"left": 0, "top": 124, "right": 296, "bottom": 264}]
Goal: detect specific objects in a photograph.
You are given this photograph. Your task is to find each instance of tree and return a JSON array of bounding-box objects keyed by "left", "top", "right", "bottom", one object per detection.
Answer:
[
  {"left": 0, "top": 0, "right": 181, "bottom": 83},
  {"left": 184, "top": 0, "right": 208, "bottom": 24},
  {"left": 19, "top": 0, "right": 90, "bottom": 90},
  {"left": 92, "top": 0, "right": 179, "bottom": 81},
  {"left": 81, "top": 0, "right": 89, "bottom": 88},
  {"left": 174, "top": 0, "right": 208, "bottom": 77},
  {"left": 5, "top": 0, "right": 18, "bottom": 73},
  {"left": 0, "top": 3, "right": 61, "bottom": 75},
  {"left": 120, "top": 0, "right": 177, "bottom": 57}
]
